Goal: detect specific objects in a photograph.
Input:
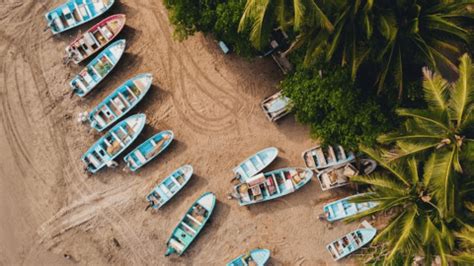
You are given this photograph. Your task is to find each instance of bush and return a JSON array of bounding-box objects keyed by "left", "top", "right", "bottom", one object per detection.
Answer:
[
  {"left": 163, "top": 0, "right": 256, "bottom": 57},
  {"left": 281, "top": 64, "right": 394, "bottom": 149}
]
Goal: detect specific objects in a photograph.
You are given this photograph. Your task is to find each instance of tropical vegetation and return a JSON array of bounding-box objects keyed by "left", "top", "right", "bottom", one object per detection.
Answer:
[
  {"left": 281, "top": 61, "right": 392, "bottom": 149},
  {"left": 239, "top": 0, "right": 474, "bottom": 97},
  {"left": 161, "top": 1, "right": 474, "bottom": 263}
]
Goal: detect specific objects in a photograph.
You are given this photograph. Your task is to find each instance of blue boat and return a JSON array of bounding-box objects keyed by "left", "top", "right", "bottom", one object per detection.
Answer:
[
  {"left": 45, "top": 0, "right": 115, "bottom": 35},
  {"left": 323, "top": 194, "right": 378, "bottom": 222},
  {"left": 146, "top": 165, "right": 193, "bottom": 210},
  {"left": 227, "top": 249, "right": 271, "bottom": 266},
  {"left": 326, "top": 228, "right": 377, "bottom": 261},
  {"left": 88, "top": 73, "right": 153, "bottom": 132},
  {"left": 82, "top": 114, "right": 146, "bottom": 173},
  {"left": 165, "top": 192, "right": 216, "bottom": 256},
  {"left": 70, "top": 39, "right": 126, "bottom": 97},
  {"left": 123, "top": 130, "right": 174, "bottom": 172},
  {"left": 233, "top": 147, "right": 278, "bottom": 182},
  {"left": 302, "top": 144, "right": 355, "bottom": 171},
  {"left": 232, "top": 168, "right": 313, "bottom": 206}
]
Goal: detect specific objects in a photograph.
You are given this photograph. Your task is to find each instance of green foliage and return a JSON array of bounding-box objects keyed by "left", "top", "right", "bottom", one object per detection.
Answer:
[
  {"left": 281, "top": 63, "right": 393, "bottom": 149},
  {"left": 163, "top": 0, "right": 257, "bottom": 57},
  {"left": 349, "top": 147, "right": 474, "bottom": 265},
  {"left": 239, "top": 0, "right": 474, "bottom": 98}
]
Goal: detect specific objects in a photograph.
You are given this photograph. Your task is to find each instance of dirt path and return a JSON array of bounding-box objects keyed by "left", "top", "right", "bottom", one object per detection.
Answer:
[{"left": 0, "top": 0, "right": 359, "bottom": 265}]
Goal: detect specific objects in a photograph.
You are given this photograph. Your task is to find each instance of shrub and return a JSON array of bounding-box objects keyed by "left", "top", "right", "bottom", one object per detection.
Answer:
[{"left": 281, "top": 64, "right": 394, "bottom": 149}]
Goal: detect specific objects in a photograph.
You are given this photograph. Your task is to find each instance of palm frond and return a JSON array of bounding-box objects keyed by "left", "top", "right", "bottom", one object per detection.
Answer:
[
  {"left": 449, "top": 53, "right": 473, "bottom": 127},
  {"left": 385, "top": 207, "right": 418, "bottom": 262},
  {"left": 350, "top": 174, "right": 407, "bottom": 193},
  {"left": 427, "top": 147, "right": 457, "bottom": 220},
  {"left": 422, "top": 67, "right": 449, "bottom": 111},
  {"left": 359, "top": 146, "right": 412, "bottom": 186},
  {"left": 396, "top": 108, "right": 450, "bottom": 132}
]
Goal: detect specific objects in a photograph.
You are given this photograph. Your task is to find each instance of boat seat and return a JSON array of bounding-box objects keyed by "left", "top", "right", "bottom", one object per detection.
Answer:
[
  {"left": 186, "top": 214, "right": 202, "bottom": 226},
  {"left": 133, "top": 150, "right": 147, "bottom": 164},
  {"left": 181, "top": 221, "right": 197, "bottom": 235},
  {"left": 169, "top": 238, "right": 185, "bottom": 253},
  {"left": 160, "top": 184, "right": 173, "bottom": 197},
  {"left": 86, "top": 154, "right": 101, "bottom": 168},
  {"left": 314, "top": 149, "right": 327, "bottom": 166}
]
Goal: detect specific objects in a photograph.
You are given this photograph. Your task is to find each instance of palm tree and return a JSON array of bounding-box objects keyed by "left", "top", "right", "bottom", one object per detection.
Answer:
[
  {"left": 373, "top": 0, "right": 473, "bottom": 97},
  {"left": 347, "top": 147, "right": 469, "bottom": 265},
  {"left": 377, "top": 54, "right": 473, "bottom": 219},
  {"left": 238, "top": 0, "right": 334, "bottom": 51}
]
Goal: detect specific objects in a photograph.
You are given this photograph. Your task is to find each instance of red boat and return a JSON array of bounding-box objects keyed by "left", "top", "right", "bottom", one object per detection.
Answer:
[{"left": 65, "top": 14, "right": 126, "bottom": 64}]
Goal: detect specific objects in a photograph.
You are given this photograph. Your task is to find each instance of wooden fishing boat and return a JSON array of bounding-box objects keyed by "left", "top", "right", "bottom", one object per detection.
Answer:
[
  {"left": 260, "top": 91, "right": 292, "bottom": 122},
  {"left": 233, "top": 168, "right": 313, "bottom": 206},
  {"left": 232, "top": 147, "right": 278, "bottom": 182},
  {"left": 316, "top": 159, "right": 377, "bottom": 191},
  {"left": 326, "top": 228, "right": 376, "bottom": 261},
  {"left": 70, "top": 39, "right": 126, "bottom": 97},
  {"left": 302, "top": 144, "right": 355, "bottom": 171},
  {"left": 65, "top": 14, "right": 126, "bottom": 64},
  {"left": 146, "top": 165, "right": 193, "bottom": 210},
  {"left": 227, "top": 249, "right": 271, "bottom": 266},
  {"left": 88, "top": 73, "right": 153, "bottom": 132},
  {"left": 165, "top": 192, "right": 216, "bottom": 256},
  {"left": 123, "top": 130, "right": 174, "bottom": 172},
  {"left": 45, "top": 0, "right": 115, "bottom": 35},
  {"left": 323, "top": 194, "right": 378, "bottom": 222},
  {"left": 82, "top": 113, "right": 146, "bottom": 173}
]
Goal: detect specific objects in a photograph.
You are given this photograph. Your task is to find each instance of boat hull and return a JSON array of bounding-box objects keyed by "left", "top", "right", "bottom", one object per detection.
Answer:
[
  {"left": 81, "top": 114, "right": 146, "bottom": 173},
  {"left": 65, "top": 14, "right": 126, "bottom": 64},
  {"left": 326, "top": 228, "right": 376, "bottom": 261},
  {"left": 88, "top": 73, "right": 153, "bottom": 132},
  {"left": 123, "top": 130, "right": 174, "bottom": 171},
  {"left": 146, "top": 165, "right": 193, "bottom": 209},
  {"left": 234, "top": 167, "right": 313, "bottom": 206},
  {"left": 227, "top": 249, "right": 271, "bottom": 266},
  {"left": 323, "top": 194, "right": 378, "bottom": 222},
  {"left": 70, "top": 39, "right": 126, "bottom": 97},
  {"left": 233, "top": 147, "right": 278, "bottom": 182},
  {"left": 302, "top": 145, "right": 355, "bottom": 171},
  {"left": 45, "top": 0, "right": 115, "bottom": 35},
  {"left": 165, "top": 192, "right": 216, "bottom": 256}
]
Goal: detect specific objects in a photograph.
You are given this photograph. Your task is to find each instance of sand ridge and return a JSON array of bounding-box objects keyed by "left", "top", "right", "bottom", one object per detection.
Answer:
[{"left": 0, "top": 0, "right": 362, "bottom": 265}]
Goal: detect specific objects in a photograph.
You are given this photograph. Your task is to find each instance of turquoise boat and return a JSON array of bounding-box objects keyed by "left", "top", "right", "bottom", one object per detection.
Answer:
[
  {"left": 88, "top": 73, "right": 153, "bottom": 132},
  {"left": 45, "top": 0, "right": 115, "bottom": 34},
  {"left": 233, "top": 168, "right": 313, "bottom": 206},
  {"left": 165, "top": 192, "right": 216, "bottom": 256},
  {"left": 302, "top": 144, "right": 355, "bottom": 171},
  {"left": 227, "top": 249, "right": 271, "bottom": 266},
  {"left": 82, "top": 114, "right": 146, "bottom": 173},
  {"left": 232, "top": 147, "right": 278, "bottom": 182},
  {"left": 70, "top": 39, "right": 126, "bottom": 97},
  {"left": 326, "top": 228, "right": 376, "bottom": 261},
  {"left": 123, "top": 130, "right": 174, "bottom": 171},
  {"left": 146, "top": 165, "right": 193, "bottom": 210},
  {"left": 323, "top": 194, "right": 378, "bottom": 222}
]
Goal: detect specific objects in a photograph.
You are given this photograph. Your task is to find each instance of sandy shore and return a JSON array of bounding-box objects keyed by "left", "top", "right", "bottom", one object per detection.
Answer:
[{"left": 0, "top": 1, "right": 362, "bottom": 265}]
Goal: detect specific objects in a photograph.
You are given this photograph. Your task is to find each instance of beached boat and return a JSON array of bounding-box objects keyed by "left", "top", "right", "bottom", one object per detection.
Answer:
[
  {"left": 227, "top": 249, "right": 271, "bottom": 266},
  {"left": 65, "top": 14, "right": 126, "bottom": 64},
  {"left": 326, "top": 228, "right": 377, "bottom": 261},
  {"left": 232, "top": 147, "right": 278, "bottom": 182},
  {"left": 82, "top": 114, "right": 146, "bottom": 173},
  {"left": 233, "top": 168, "right": 313, "bottom": 206},
  {"left": 323, "top": 194, "right": 378, "bottom": 222},
  {"left": 261, "top": 91, "right": 292, "bottom": 122},
  {"left": 45, "top": 0, "right": 115, "bottom": 35},
  {"left": 316, "top": 159, "right": 377, "bottom": 191},
  {"left": 146, "top": 165, "right": 193, "bottom": 210},
  {"left": 70, "top": 39, "right": 126, "bottom": 97},
  {"left": 88, "top": 73, "right": 153, "bottom": 132},
  {"left": 165, "top": 192, "right": 216, "bottom": 256},
  {"left": 123, "top": 130, "right": 174, "bottom": 171},
  {"left": 302, "top": 145, "right": 355, "bottom": 171}
]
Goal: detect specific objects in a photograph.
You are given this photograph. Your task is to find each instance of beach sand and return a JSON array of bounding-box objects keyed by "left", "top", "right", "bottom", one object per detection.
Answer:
[{"left": 0, "top": 0, "right": 363, "bottom": 265}]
